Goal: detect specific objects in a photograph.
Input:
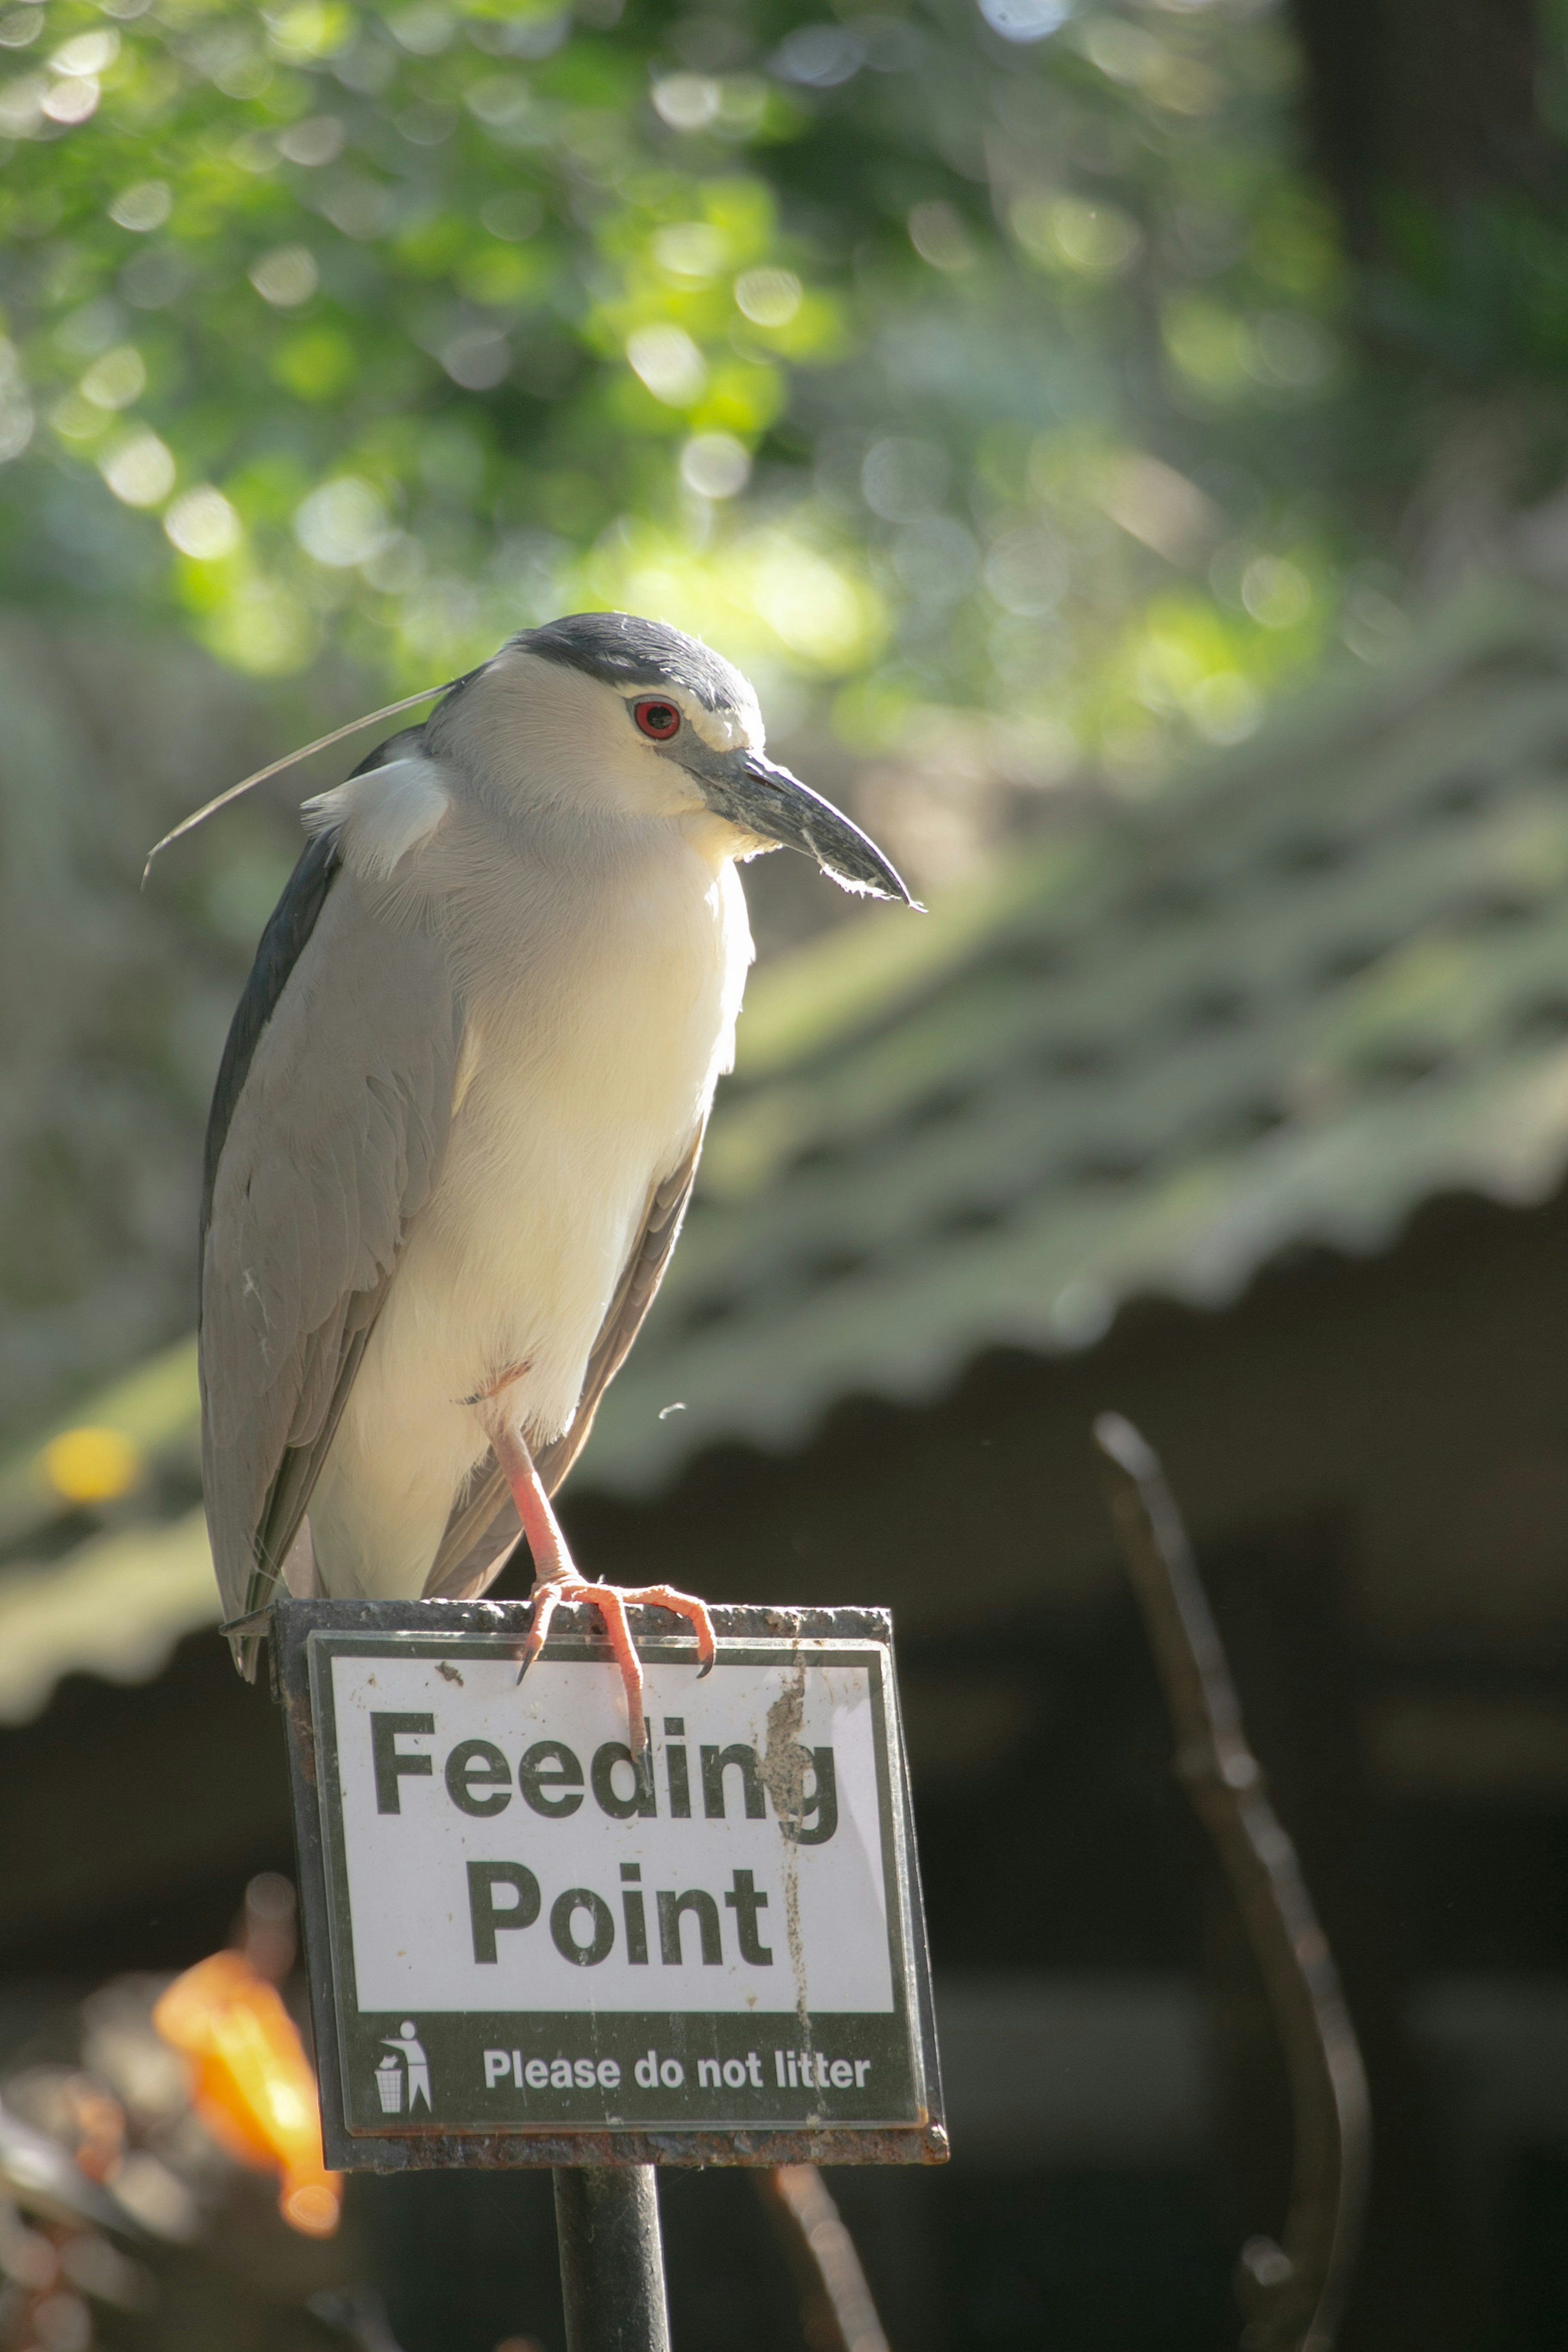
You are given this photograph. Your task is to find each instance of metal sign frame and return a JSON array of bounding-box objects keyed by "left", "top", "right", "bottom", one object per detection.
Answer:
[{"left": 272, "top": 1596, "right": 947, "bottom": 2170}]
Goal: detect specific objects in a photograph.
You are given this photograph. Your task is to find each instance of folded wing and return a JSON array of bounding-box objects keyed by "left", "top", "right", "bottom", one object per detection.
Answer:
[{"left": 200, "top": 847, "right": 461, "bottom": 1668}]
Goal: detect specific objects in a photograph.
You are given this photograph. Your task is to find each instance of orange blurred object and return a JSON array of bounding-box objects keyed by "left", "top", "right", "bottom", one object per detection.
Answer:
[{"left": 153, "top": 1950, "right": 342, "bottom": 2236}]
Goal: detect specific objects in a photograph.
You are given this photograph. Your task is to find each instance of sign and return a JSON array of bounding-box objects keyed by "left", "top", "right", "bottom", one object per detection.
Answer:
[{"left": 274, "top": 1598, "right": 946, "bottom": 2169}]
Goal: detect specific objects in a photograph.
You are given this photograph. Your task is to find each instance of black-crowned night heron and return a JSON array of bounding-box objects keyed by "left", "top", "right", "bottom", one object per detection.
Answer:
[{"left": 196, "top": 614, "right": 913, "bottom": 1752}]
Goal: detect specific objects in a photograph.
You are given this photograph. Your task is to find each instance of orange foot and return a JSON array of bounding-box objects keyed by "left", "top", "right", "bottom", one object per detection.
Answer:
[
  {"left": 479, "top": 1397, "right": 716, "bottom": 1756},
  {"left": 518, "top": 1579, "right": 715, "bottom": 1757}
]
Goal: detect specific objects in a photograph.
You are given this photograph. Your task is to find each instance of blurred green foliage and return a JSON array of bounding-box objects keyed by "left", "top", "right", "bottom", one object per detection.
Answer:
[
  {"left": 11, "top": 0, "right": 1568, "bottom": 1441},
  {"left": 0, "top": 0, "right": 1387, "bottom": 802}
]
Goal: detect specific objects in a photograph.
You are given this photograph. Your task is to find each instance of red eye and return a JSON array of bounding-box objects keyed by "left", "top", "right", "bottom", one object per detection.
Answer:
[{"left": 633, "top": 698, "right": 682, "bottom": 741}]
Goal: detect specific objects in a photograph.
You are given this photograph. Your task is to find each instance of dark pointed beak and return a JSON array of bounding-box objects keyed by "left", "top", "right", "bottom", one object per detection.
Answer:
[{"left": 702, "top": 748, "right": 916, "bottom": 905}]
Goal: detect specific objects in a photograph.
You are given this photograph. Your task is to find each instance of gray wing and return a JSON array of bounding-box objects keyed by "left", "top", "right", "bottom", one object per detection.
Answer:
[
  {"left": 199, "top": 728, "right": 422, "bottom": 1238},
  {"left": 423, "top": 1124, "right": 705, "bottom": 1601},
  {"left": 200, "top": 831, "right": 340, "bottom": 1246},
  {"left": 200, "top": 866, "right": 461, "bottom": 1668}
]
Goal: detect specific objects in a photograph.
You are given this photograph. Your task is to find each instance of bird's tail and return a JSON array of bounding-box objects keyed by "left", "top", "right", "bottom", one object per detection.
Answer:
[
  {"left": 229, "top": 1629, "right": 264, "bottom": 1682},
  {"left": 223, "top": 1570, "right": 280, "bottom": 1680}
]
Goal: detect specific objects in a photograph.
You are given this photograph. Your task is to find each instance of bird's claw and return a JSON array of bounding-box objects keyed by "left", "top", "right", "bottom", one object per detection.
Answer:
[
  {"left": 516, "top": 1577, "right": 716, "bottom": 1758},
  {"left": 513, "top": 1582, "right": 564, "bottom": 1687}
]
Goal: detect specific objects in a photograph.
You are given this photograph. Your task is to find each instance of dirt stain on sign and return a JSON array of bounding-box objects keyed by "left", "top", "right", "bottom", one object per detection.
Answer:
[{"left": 761, "top": 1654, "right": 814, "bottom": 2062}]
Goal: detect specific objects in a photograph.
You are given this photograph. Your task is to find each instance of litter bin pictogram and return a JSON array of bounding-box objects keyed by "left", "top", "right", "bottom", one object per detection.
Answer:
[{"left": 375, "top": 2054, "right": 403, "bottom": 2114}]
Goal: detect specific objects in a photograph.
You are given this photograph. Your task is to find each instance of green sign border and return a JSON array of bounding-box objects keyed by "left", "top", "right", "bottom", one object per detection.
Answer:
[{"left": 273, "top": 1597, "right": 948, "bottom": 2170}]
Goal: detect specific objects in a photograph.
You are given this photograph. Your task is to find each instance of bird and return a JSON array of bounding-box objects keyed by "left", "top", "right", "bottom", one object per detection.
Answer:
[{"left": 197, "top": 612, "right": 913, "bottom": 1754}]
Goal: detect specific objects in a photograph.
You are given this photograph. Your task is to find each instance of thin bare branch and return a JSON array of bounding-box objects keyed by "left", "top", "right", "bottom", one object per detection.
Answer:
[
  {"left": 757, "top": 2164, "right": 890, "bottom": 2352},
  {"left": 1093, "top": 1411, "right": 1371, "bottom": 2352}
]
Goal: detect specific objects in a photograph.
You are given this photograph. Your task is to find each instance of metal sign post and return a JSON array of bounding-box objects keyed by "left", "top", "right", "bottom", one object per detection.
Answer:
[
  {"left": 272, "top": 1597, "right": 945, "bottom": 2346},
  {"left": 554, "top": 2167, "right": 670, "bottom": 2352}
]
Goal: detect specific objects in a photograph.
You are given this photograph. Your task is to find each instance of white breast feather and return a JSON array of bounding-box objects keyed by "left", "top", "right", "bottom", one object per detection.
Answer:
[{"left": 305, "top": 823, "right": 754, "bottom": 1601}]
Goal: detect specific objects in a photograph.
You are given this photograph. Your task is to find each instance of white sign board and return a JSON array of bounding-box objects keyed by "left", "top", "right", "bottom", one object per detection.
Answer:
[{"left": 276, "top": 1599, "right": 945, "bottom": 2168}]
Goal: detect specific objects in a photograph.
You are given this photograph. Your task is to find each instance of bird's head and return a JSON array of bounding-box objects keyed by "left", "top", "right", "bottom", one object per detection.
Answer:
[{"left": 430, "top": 611, "right": 915, "bottom": 906}]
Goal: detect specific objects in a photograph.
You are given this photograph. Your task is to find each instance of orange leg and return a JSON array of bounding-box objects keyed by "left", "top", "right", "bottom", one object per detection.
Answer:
[{"left": 481, "top": 1403, "right": 715, "bottom": 1758}]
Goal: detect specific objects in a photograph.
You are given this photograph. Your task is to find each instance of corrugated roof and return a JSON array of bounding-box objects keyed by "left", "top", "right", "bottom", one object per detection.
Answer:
[
  {"left": 587, "top": 583, "right": 1568, "bottom": 1488},
  {"left": 10, "top": 583, "right": 1568, "bottom": 1711},
  {"left": 0, "top": 1509, "right": 212, "bottom": 1726}
]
